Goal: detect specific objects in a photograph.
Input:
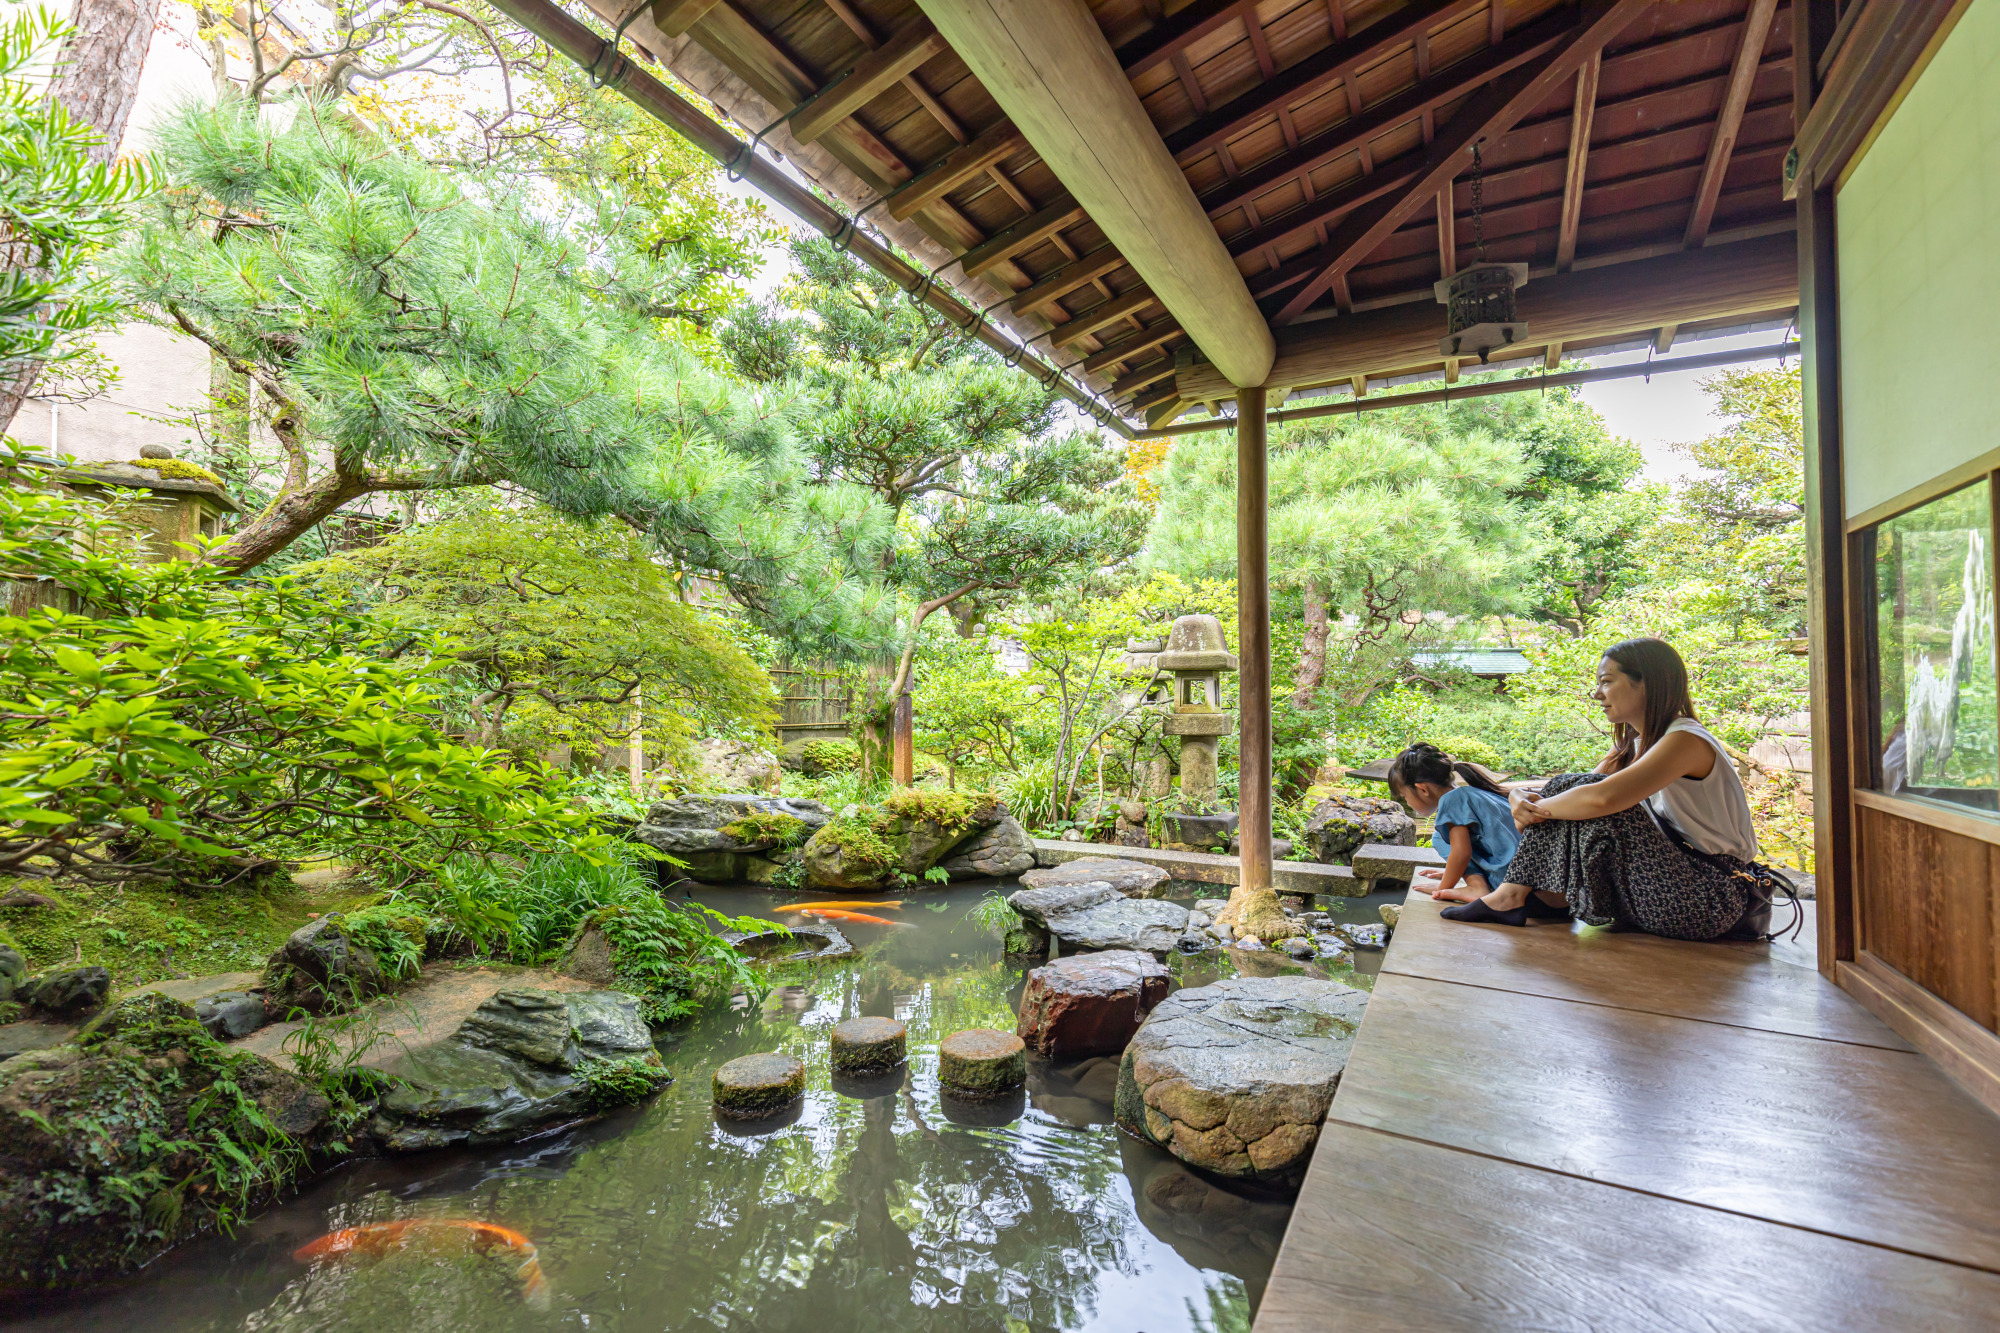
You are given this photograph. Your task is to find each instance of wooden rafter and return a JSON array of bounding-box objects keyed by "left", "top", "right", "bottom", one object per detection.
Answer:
[
  {"left": 789, "top": 16, "right": 946, "bottom": 145},
  {"left": 1684, "top": 0, "right": 1780, "bottom": 248},
  {"left": 1082, "top": 320, "right": 1182, "bottom": 373},
  {"left": 652, "top": 0, "right": 718, "bottom": 39},
  {"left": 1164, "top": 0, "right": 1486, "bottom": 163},
  {"left": 1197, "top": 11, "right": 1572, "bottom": 224},
  {"left": 1272, "top": 0, "right": 1658, "bottom": 327},
  {"left": 1115, "top": 0, "right": 1252, "bottom": 78},
  {"left": 1009, "top": 245, "right": 1126, "bottom": 317},
  {"left": 885, "top": 119, "right": 1027, "bottom": 220},
  {"left": 1437, "top": 182, "right": 1456, "bottom": 276},
  {"left": 1114, "top": 357, "right": 1180, "bottom": 396},
  {"left": 1050, "top": 287, "right": 1159, "bottom": 349},
  {"left": 961, "top": 199, "right": 1085, "bottom": 278},
  {"left": 1556, "top": 51, "right": 1601, "bottom": 270}
]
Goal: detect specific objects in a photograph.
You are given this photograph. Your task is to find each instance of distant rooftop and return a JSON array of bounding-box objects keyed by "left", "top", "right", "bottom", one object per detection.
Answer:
[{"left": 1412, "top": 648, "right": 1532, "bottom": 678}]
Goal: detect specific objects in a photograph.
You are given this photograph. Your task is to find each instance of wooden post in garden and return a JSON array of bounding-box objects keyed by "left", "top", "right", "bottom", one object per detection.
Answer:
[
  {"left": 892, "top": 691, "right": 914, "bottom": 786},
  {"left": 628, "top": 687, "right": 644, "bottom": 800},
  {"left": 1214, "top": 387, "right": 1297, "bottom": 941},
  {"left": 1237, "top": 387, "right": 1274, "bottom": 898}
]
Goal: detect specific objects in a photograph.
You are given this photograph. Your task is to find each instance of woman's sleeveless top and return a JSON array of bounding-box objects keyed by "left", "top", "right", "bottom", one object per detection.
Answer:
[{"left": 1645, "top": 718, "right": 1759, "bottom": 862}]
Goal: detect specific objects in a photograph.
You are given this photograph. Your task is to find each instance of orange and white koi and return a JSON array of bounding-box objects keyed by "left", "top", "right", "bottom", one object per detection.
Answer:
[
  {"left": 293, "top": 1219, "right": 549, "bottom": 1308},
  {"left": 772, "top": 900, "right": 903, "bottom": 913},
  {"left": 802, "top": 909, "right": 910, "bottom": 927}
]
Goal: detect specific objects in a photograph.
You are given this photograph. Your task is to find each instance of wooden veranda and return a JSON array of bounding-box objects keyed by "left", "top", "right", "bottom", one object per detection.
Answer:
[{"left": 481, "top": 0, "right": 2000, "bottom": 1324}]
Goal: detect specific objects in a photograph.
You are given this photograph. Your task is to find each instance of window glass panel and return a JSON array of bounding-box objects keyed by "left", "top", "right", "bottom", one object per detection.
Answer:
[{"left": 1875, "top": 479, "right": 1997, "bottom": 809}]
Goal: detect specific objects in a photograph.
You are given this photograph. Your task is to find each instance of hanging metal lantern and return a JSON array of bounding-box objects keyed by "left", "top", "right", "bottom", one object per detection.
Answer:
[
  {"left": 1434, "top": 141, "right": 1528, "bottom": 362},
  {"left": 1434, "top": 262, "right": 1529, "bottom": 361}
]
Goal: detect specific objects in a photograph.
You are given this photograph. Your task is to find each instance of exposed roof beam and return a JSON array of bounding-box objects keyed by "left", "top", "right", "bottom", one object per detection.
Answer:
[
  {"left": 1009, "top": 246, "right": 1127, "bottom": 317},
  {"left": 1165, "top": 0, "right": 1485, "bottom": 163},
  {"left": 789, "top": 16, "right": 947, "bottom": 145},
  {"left": 1082, "top": 320, "right": 1182, "bottom": 373},
  {"left": 1050, "top": 287, "right": 1159, "bottom": 348},
  {"left": 651, "top": 0, "right": 719, "bottom": 39},
  {"left": 1197, "top": 11, "right": 1570, "bottom": 224},
  {"left": 1555, "top": 51, "right": 1600, "bottom": 270},
  {"left": 1437, "top": 182, "right": 1456, "bottom": 276},
  {"left": 1273, "top": 0, "right": 1658, "bottom": 327},
  {"left": 960, "top": 199, "right": 1085, "bottom": 278},
  {"left": 1183, "top": 231, "right": 1799, "bottom": 400},
  {"left": 922, "top": 0, "right": 1274, "bottom": 387},
  {"left": 885, "top": 118, "right": 1027, "bottom": 220},
  {"left": 1115, "top": 0, "right": 1252, "bottom": 79},
  {"left": 1684, "top": 0, "right": 1779, "bottom": 247}
]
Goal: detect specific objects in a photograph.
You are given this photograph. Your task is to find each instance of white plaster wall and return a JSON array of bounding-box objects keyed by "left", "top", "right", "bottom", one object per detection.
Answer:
[
  {"left": 1838, "top": 0, "right": 2000, "bottom": 519},
  {"left": 13, "top": 3, "right": 222, "bottom": 464}
]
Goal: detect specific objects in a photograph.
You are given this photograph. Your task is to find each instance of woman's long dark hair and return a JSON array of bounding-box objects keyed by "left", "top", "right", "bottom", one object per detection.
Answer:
[
  {"left": 1389, "top": 742, "right": 1508, "bottom": 800},
  {"left": 1603, "top": 637, "right": 1699, "bottom": 771}
]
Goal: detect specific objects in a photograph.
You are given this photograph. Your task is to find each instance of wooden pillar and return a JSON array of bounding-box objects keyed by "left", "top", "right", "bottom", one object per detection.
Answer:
[
  {"left": 892, "top": 691, "right": 915, "bottom": 786},
  {"left": 1796, "top": 0, "right": 1854, "bottom": 977},
  {"left": 1237, "top": 387, "right": 1273, "bottom": 894}
]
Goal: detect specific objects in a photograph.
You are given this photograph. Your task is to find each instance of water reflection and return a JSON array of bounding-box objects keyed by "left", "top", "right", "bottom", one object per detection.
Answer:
[{"left": 4, "top": 882, "right": 1394, "bottom": 1333}]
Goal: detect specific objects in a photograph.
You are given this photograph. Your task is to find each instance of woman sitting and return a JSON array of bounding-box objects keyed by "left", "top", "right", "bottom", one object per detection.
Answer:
[
  {"left": 1387, "top": 743, "right": 1520, "bottom": 906},
  {"left": 1429, "top": 637, "right": 1763, "bottom": 940}
]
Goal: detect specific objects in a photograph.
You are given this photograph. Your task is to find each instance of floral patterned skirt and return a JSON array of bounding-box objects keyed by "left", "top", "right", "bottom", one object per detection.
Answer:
[{"left": 1502, "top": 773, "right": 1751, "bottom": 941}]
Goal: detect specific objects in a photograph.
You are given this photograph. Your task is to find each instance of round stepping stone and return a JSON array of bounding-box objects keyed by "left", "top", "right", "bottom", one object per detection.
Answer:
[
  {"left": 830, "top": 1016, "right": 907, "bottom": 1073},
  {"left": 938, "top": 1027, "right": 1026, "bottom": 1098},
  {"left": 712, "top": 1052, "right": 805, "bottom": 1119}
]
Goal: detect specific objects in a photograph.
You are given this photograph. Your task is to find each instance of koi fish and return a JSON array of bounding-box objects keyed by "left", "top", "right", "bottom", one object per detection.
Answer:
[
  {"left": 294, "top": 1219, "right": 549, "bottom": 1309},
  {"left": 773, "top": 900, "right": 903, "bottom": 913},
  {"left": 802, "top": 909, "right": 910, "bottom": 927}
]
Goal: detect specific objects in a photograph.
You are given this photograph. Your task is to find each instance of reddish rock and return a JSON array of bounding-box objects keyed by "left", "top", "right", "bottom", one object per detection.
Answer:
[{"left": 1016, "top": 950, "right": 1171, "bottom": 1057}]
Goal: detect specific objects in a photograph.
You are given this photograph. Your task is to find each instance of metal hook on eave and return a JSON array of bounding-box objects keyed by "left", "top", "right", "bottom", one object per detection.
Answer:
[{"left": 585, "top": 1, "right": 649, "bottom": 88}]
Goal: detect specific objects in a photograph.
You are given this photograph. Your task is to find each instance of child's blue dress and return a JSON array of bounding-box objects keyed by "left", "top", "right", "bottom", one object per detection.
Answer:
[{"left": 1432, "top": 786, "right": 1520, "bottom": 884}]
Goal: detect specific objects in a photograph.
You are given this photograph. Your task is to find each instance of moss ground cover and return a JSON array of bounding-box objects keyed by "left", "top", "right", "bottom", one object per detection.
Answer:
[{"left": 0, "top": 872, "right": 377, "bottom": 991}]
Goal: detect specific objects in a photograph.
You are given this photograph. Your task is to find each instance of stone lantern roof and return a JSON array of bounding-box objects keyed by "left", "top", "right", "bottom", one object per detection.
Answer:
[{"left": 1155, "top": 614, "right": 1237, "bottom": 673}]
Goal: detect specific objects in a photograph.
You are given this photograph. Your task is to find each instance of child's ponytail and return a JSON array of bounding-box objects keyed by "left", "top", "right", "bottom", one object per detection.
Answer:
[{"left": 1389, "top": 742, "right": 1508, "bottom": 799}]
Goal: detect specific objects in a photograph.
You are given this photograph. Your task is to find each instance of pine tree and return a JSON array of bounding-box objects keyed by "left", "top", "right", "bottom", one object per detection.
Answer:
[{"left": 116, "top": 99, "right": 893, "bottom": 657}]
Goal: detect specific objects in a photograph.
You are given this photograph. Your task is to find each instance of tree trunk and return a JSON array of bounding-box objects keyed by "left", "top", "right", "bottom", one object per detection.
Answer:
[
  {"left": 1291, "top": 578, "right": 1330, "bottom": 708},
  {"left": 0, "top": 0, "right": 162, "bottom": 434}
]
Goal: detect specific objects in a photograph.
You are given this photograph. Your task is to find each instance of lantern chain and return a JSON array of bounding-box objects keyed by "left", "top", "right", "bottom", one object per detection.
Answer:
[{"left": 1471, "top": 142, "right": 1485, "bottom": 263}]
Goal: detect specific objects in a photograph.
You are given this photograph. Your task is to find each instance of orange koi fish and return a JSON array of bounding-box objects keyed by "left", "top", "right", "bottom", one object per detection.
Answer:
[
  {"left": 803, "top": 909, "right": 910, "bottom": 927},
  {"left": 773, "top": 900, "right": 903, "bottom": 913},
  {"left": 294, "top": 1219, "right": 549, "bottom": 1308}
]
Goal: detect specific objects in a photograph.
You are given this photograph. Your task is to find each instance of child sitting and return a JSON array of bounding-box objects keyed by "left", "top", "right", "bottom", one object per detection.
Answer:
[{"left": 1386, "top": 743, "right": 1519, "bottom": 904}]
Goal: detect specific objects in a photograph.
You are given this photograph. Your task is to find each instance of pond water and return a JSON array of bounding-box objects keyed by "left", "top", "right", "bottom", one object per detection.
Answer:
[{"left": 8, "top": 881, "right": 1391, "bottom": 1333}]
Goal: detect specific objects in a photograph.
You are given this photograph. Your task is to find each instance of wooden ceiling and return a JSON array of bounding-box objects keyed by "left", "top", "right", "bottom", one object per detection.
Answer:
[{"left": 601, "top": 0, "right": 1800, "bottom": 427}]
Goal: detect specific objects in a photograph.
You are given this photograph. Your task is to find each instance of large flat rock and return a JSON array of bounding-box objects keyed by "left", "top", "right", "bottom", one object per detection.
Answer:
[
  {"left": 1114, "top": 975, "right": 1369, "bottom": 1182},
  {"left": 1030, "top": 840, "right": 1365, "bottom": 897},
  {"left": 1047, "top": 897, "right": 1189, "bottom": 956},
  {"left": 1019, "top": 856, "right": 1169, "bottom": 897},
  {"left": 1009, "top": 880, "right": 1122, "bottom": 929}
]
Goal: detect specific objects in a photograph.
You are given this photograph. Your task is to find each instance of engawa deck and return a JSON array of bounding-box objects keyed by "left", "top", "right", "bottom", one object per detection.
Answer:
[{"left": 1252, "top": 889, "right": 2000, "bottom": 1331}]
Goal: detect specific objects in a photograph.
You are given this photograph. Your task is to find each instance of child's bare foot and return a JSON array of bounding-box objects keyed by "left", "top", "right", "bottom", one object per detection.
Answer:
[{"left": 1427, "top": 885, "right": 1480, "bottom": 903}]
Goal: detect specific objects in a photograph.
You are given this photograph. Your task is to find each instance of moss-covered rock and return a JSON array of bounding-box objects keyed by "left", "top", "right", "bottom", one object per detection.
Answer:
[
  {"left": 263, "top": 916, "right": 388, "bottom": 1014},
  {"left": 830, "top": 1016, "right": 906, "bottom": 1073},
  {"left": 0, "top": 993, "right": 329, "bottom": 1297},
  {"left": 938, "top": 1028, "right": 1026, "bottom": 1098}
]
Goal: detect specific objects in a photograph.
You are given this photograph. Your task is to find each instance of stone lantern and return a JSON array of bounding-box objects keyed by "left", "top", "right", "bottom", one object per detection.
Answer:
[{"left": 1156, "top": 614, "right": 1238, "bottom": 850}]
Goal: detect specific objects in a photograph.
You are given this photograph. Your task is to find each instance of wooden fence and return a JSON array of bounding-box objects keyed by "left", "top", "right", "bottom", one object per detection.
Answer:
[{"left": 769, "top": 663, "right": 853, "bottom": 747}]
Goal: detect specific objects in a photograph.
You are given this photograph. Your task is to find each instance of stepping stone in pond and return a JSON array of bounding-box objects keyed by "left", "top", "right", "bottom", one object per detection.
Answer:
[
  {"left": 1043, "top": 896, "right": 1189, "bottom": 956},
  {"left": 831, "top": 1016, "right": 907, "bottom": 1073},
  {"left": 713, "top": 1051, "right": 806, "bottom": 1119},
  {"left": 1016, "top": 950, "right": 1169, "bottom": 1057},
  {"left": 938, "top": 1028, "right": 1027, "bottom": 1097}
]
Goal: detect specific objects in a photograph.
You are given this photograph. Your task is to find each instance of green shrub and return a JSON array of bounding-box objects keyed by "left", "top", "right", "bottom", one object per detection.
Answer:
[
  {"left": 1429, "top": 734, "right": 1506, "bottom": 770},
  {"left": 719, "top": 811, "right": 809, "bottom": 848},
  {"left": 333, "top": 906, "right": 427, "bottom": 981},
  {"left": 799, "top": 738, "right": 861, "bottom": 776}
]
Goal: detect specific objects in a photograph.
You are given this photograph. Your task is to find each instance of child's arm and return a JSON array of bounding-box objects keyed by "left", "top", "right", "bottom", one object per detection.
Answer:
[{"left": 1418, "top": 824, "right": 1475, "bottom": 898}]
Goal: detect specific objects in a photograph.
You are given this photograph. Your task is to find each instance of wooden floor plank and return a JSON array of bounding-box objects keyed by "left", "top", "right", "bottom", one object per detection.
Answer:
[
  {"left": 1329, "top": 975, "right": 2000, "bottom": 1272},
  {"left": 1386, "top": 890, "right": 1911, "bottom": 1050},
  {"left": 1256, "top": 1122, "right": 2000, "bottom": 1332}
]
